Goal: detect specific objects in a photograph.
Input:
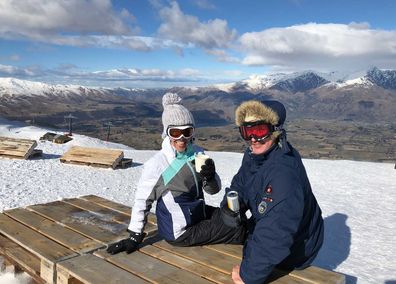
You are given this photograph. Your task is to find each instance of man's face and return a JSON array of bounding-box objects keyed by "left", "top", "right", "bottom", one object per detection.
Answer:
[{"left": 249, "top": 137, "right": 274, "bottom": 155}]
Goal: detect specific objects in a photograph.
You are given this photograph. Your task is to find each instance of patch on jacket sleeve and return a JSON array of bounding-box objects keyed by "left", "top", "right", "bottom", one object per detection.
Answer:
[
  {"left": 258, "top": 185, "right": 274, "bottom": 214},
  {"left": 258, "top": 200, "right": 267, "bottom": 214}
]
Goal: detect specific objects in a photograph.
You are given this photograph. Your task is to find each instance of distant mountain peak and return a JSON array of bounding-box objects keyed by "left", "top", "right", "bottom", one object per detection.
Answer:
[
  {"left": 269, "top": 72, "right": 329, "bottom": 93},
  {"left": 0, "top": 77, "right": 111, "bottom": 98},
  {"left": 366, "top": 67, "right": 396, "bottom": 89}
]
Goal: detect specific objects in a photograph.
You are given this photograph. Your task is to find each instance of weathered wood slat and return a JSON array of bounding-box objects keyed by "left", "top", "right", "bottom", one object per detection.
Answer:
[
  {"left": 205, "top": 243, "right": 345, "bottom": 283},
  {"left": 57, "top": 254, "right": 148, "bottom": 284},
  {"left": 62, "top": 198, "right": 131, "bottom": 224},
  {"left": 288, "top": 266, "right": 345, "bottom": 284},
  {"left": 0, "top": 213, "right": 78, "bottom": 283},
  {"left": 95, "top": 249, "right": 212, "bottom": 284},
  {"left": 80, "top": 195, "right": 158, "bottom": 226},
  {"left": 268, "top": 274, "right": 312, "bottom": 284},
  {"left": 0, "top": 234, "right": 42, "bottom": 282},
  {"left": 0, "top": 136, "right": 37, "bottom": 159},
  {"left": 60, "top": 146, "right": 124, "bottom": 169},
  {"left": 153, "top": 240, "right": 240, "bottom": 274},
  {"left": 4, "top": 208, "right": 103, "bottom": 254},
  {"left": 79, "top": 195, "right": 132, "bottom": 215},
  {"left": 63, "top": 198, "right": 157, "bottom": 236},
  {"left": 140, "top": 245, "right": 233, "bottom": 284},
  {"left": 0, "top": 214, "right": 77, "bottom": 263},
  {"left": 204, "top": 243, "right": 243, "bottom": 259},
  {"left": 27, "top": 201, "right": 129, "bottom": 244},
  {"left": 79, "top": 194, "right": 158, "bottom": 225}
]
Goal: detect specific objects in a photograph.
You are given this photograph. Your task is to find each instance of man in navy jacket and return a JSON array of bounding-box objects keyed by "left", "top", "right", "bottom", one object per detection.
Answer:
[{"left": 228, "top": 100, "right": 324, "bottom": 284}]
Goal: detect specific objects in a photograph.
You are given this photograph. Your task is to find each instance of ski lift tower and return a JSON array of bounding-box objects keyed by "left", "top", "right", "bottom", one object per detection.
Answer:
[
  {"left": 105, "top": 121, "right": 113, "bottom": 141},
  {"left": 64, "top": 114, "right": 77, "bottom": 136}
]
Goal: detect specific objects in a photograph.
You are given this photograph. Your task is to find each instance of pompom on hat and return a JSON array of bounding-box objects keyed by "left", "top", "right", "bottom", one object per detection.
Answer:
[
  {"left": 235, "top": 100, "right": 290, "bottom": 152},
  {"left": 161, "top": 92, "right": 195, "bottom": 138}
]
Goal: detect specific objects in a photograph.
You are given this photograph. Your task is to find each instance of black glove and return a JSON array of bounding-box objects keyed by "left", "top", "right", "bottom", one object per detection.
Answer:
[
  {"left": 200, "top": 158, "right": 216, "bottom": 181},
  {"left": 106, "top": 231, "right": 145, "bottom": 255},
  {"left": 220, "top": 204, "right": 242, "bottom": 228}
]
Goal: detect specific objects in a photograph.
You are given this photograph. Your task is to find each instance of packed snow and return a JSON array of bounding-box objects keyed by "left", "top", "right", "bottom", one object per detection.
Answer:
[{"left": 0, "top": 118, "right": 395, "bottom": 284}]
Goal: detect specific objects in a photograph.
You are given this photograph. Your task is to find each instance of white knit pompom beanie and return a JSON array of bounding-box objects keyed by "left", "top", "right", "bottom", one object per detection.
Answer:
[{"left": 161, "top": 92, "right": 195, "bottom": 138}]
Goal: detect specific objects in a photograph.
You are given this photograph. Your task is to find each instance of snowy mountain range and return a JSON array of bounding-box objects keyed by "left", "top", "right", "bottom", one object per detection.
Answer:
[
  {"left": 0, "top": 67, "right": 395, "bottom": 129},
  {"left": 1, "top": 67, "right": 396, "bottom": 97},
  {"left": 216, "top": 67, "right": 396, "bottom": 93}
]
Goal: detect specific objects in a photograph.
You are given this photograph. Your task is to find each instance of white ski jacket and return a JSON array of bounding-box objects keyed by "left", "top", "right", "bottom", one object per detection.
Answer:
[{"left": 128, "top": 137, "right": 221, "bottom": 241}]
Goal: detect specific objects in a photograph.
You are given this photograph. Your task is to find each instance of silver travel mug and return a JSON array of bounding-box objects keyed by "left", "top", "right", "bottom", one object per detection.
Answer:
[{"left": 227, "top": 191, "right": 240, "bottom": 212}]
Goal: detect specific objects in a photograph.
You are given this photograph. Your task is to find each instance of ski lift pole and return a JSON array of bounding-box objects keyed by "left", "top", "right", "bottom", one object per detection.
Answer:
[
  {"left": 105, "top": 122, "right": 113, "bottom": 141},
  {"left": 64, "top": 114, "right": 77, "bottom": 136}
]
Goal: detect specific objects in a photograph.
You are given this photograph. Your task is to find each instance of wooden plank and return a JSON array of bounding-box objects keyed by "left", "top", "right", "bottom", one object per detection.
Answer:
[
  {"left": 57, "top": 254, "right": 148, "bottom": 284},
  {"left": 204, "top": 243, "right": 242, "bottom": 259},
  {"left": 0, "top": 214, "right": 77, "bottom": 263},
  {"left": 79, "top": 195, "right": 132, "bottom": 215},
  {"left": 205, "top": 244, "right": 345, "bottom": 284},
  {"left": 0, "top": 136, "right": 37, "bottom": 159},
  {"left": 27, "top": 201, "right": 129, "bottom": 244},
  {"left": 288, "top": 266, "right": 345, "bottom": 284},
  {"left": 63, "top": 198, "right": 157, "bottom": 236},
  {"left": 0, "top": 214, "right": 77, "bottom": 283},
  {"left": 95, "top": 249, "right": 213, "bottom": 284},
  {"left": 62, "top": 198, "right": 131, "bottom": 223},
  {"left": 4, "top": 208, "right": 103, "bottom": 254},
  {"left": 153, "top": 240, "right": 240, "bottom": 274},
  {"left": 0, "top": 234, "right": 43, "bottom": 282},
  {"left": 140, "top": 245, "right": 233, "bottom": 284},
  {"left": 60, "top": 146, "right": 124, "bottom": 169},
  {"left": 79, "top": 195, "right": 158, "bottom": 225},
  {"left": 269, "top": 274, "right": 313, "bottom": 284}
]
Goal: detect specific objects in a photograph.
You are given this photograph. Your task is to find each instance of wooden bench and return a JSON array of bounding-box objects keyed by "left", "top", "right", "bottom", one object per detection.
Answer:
[
  {"left": 40, "top": 132, "right": 73, "bottom": 144},
  {"left": 0, "top": 136, "right": 42, "bottom": 159},
  {"left": 0, "top": 195, "right": 345, "bottom": 284},
  {"left": 60, "top": 146, "right": 132, "bottom": 169}
]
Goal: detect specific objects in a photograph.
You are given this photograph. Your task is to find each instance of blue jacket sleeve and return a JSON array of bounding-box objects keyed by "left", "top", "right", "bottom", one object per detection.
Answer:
[{"left": 239, "top": 167, "right": 305, "bottom": 284}]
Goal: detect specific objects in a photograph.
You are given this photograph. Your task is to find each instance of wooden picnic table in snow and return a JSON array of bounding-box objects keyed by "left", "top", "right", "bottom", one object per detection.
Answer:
[
  {"left": 0, "top": 195, "right": 345, "bottom": 284},
  {"left": 0, "top": 136, "right": 42, "bottom": 159},
  {"left": 60, "top": 146, "right": 132, "bottom": 169}
]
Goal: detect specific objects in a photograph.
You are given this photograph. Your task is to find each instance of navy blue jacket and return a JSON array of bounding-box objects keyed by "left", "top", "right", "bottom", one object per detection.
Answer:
[{"left": 229, "top": 143, "right": 324, "bottom": 284}]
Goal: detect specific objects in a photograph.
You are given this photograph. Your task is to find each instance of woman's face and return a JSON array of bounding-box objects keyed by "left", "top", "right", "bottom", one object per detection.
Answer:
[{"left": 170, "top": 137, "right": 189, "bottom": 153}]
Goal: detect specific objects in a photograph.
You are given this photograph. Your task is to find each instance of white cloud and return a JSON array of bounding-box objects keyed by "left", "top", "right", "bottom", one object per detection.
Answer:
[
  {"left": 239, "top": 23, "right": 396, "bottom": 71},
  {"left": 205, "top": 49, "right": 240, "bottom": 63},
  {"left": 0, "top": 0, "right": 152, "bottom": 50},
  {"left": 0, "top": 63, "right": 208, "bottom": 87},
  {"left": 157, "top": 1, "right": 236, "bottom": 49},
  {"left": 0, "top": 64, "right": 41, "bottom": 76},
  {"left": 194, "top": 0, "right": 216, "bottom": 10},
  {"left": 0, "top": 0, "right": 135, "bottom": 35}
]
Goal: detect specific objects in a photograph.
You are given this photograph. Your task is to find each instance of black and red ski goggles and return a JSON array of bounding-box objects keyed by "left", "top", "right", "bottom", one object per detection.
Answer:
[{"left": 239, "top": 121, "right": 274, "bottom": 141}]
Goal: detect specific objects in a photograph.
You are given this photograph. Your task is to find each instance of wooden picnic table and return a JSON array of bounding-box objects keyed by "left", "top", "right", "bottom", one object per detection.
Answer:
[
  {"left": 0, "top": 136, "right": 41, "bottom": 159},
  {"left": 0, "top": 195, "right": 345, "bottom": 284}
]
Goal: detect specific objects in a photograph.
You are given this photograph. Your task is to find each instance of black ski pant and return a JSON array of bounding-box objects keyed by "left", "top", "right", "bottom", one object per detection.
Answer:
[{"left": 167, "top": 205, "right": 247, "bottom": 247}]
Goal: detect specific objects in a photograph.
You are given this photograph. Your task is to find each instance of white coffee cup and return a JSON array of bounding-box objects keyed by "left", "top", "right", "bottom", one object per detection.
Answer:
[{"left": 195, "top": 153, "right": 210, "bottom": 172}]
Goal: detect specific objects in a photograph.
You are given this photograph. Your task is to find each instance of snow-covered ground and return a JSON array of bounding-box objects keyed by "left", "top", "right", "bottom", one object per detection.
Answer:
[{"left": 0, "top": 118, "right": 395, "bottom": 283}]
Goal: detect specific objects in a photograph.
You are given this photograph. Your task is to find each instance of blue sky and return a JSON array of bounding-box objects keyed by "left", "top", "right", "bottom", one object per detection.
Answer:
[{"left": 1, "top": 0, "right": 396, "bottom": 88}]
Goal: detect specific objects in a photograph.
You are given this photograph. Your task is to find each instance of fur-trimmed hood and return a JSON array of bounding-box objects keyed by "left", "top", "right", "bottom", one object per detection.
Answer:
[
  {"left": 235, "top": 100, "right": 288, "bottom": 144},
  {"left": 235, "top": 100, "right": 286, "bottom": 127}
]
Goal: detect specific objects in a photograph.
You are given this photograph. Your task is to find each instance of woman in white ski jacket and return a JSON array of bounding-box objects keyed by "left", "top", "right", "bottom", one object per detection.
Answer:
[{"left": 107, "top": 93, "right": 246, "bottom": 255}]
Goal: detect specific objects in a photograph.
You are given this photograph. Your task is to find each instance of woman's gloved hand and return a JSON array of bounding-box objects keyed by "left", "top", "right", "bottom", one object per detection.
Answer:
[
  {"left": 106, "top": 231, "right": 145, "bottom": 255},
  {"left": 200, "top": 158, "right": 216, "bottom": 181}
]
